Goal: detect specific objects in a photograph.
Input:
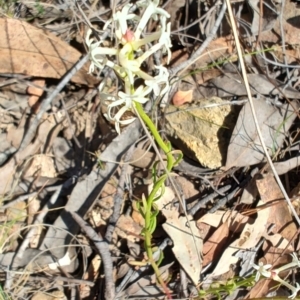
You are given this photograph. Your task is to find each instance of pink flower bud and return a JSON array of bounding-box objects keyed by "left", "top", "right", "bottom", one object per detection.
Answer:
[{"left": 123, "top": 29, "right": 135, "bottom": 42}]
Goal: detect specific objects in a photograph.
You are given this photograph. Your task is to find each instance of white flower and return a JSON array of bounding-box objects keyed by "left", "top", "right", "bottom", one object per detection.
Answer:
[
  {"left": 159, "top": 17, "right": 172, "bottom": 64},
  {"left": 290, "top": 253, "right": 300, "bottom": 267},
  {"left": 135, "top": 42, "right": 162, "bottom": 66},
  {"left": 271, "top": 253, "right": 300, "bottom": 274},
  {"left": 89, "top": 47, "right": 117, "bottom": 72},
  {"left": 275, "top": 253, "right": 300, "bottom": 272},
  {"left": 252, "top": 255, "right": 300, "bottom": 299},
  {"left": 118, "top": 85, "right": 152, "bottom": 104},
  {"left": 104, "top": 85, "right": 152, "bottom": 134},
  {"left": 104, "top": 94, "right": 135, "bottom": 135},
  {"left": 131, "top": 31, "right": 161, "bottom": 51},
  {"left": 105, "top": 105, "right": 135, "bottom": 135},
  {"left": 272, "top": 273, "right": 300, "bottom": 299},
  {"left": 134, "top": 22, "right": 172, "bottom": 67},
  {"left": 145, "top": 65, "right": 169, "bottom": 96},
  {"left": 252, "top": 262, "right": 272, "bottom": 282},
  {"left": 85, "top": 28, "right": 98, "bottom": 48},
  {"left": 135, "top": 0, "right": 170, "bottom": 40},
  {"left": 85, "top": 29, "right": 118, "bottom": 73},
  {"left": 119, "top": 43, "right": 140, "bottom": 72},
  {"left": 289, "top": 282, "right": 300, "bottom": 299},
  {"left": 103, "top": 3, "right": 138, "bottom": 44}
]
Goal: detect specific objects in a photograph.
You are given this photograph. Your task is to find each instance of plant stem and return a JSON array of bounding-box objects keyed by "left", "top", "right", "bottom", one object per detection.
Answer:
[{"left": 134, "top": 101, "right": 182, "bottom": 300}]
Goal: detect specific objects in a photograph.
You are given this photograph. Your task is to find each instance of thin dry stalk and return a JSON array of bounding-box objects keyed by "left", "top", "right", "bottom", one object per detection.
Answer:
[{"left": 70, "top": 211, "right": 115, "bottom": 300}]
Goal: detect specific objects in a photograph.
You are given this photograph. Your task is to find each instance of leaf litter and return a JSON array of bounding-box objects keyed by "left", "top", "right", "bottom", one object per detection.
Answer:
[{"left": 0, "top": 0, "right": 299, "bottom": 299}]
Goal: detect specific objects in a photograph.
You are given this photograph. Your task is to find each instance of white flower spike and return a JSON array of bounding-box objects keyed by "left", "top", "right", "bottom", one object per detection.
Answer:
[{"left": 86, "top": 1, "right": 172, "bottom": 133}]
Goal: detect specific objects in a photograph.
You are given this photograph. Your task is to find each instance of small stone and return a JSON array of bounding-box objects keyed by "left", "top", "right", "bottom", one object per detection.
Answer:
[{"left": 164, "top": 97, "right": 238, "bottom": 169}]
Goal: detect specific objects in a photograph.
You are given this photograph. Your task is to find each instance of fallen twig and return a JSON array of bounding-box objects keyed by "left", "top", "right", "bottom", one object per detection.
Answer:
[
  {"left": 28, "top": 275, "right": 95, "bottom": 287},
  {"left": 188, "top": 185, "right": 231, "bottom": 216},
  {"left": 70, "top": 211, "right": 115, "bottom": 300},
  {"left": 105, "top": 145, "right": 135, "bottom": 243},
  {"left": 18, "top": 54, "right": 90, "bottom": 153}
]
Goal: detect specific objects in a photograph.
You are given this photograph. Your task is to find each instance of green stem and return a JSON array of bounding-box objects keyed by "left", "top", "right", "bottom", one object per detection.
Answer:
[
  {"left": 134, "top": 101, "right": 182, "bottom": 300},
  {"left": 134, "top": 102, "right": 171, "bottom": 155}
]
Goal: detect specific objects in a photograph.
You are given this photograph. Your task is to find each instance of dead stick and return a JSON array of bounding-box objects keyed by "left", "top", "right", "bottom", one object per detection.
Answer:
[
  {"left": 70, "top": 211, "right": 115, "bottom": 300},
  {"left": 18, "top": 54, "right": 89, "bottom": 152}
]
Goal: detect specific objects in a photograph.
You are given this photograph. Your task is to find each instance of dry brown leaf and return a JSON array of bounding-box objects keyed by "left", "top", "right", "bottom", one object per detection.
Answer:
[
  {"left": 6, "top": 113, "right": 26, "bottom": 149},
  {"left": 98, "top": 180, "right": 116, "bottom": 221},
  {"left": 31, "top": 291, "right": 67, "bottom": 300},
  {"left": 162, "top": 210, "right": 202, "bottom": 285},
  {"left": 256, "top": 174, "right": 297, "bottom": 243},
  {"left": 0, "top": 115, "right": 58, "bottom": 195},
  {"left": 248, "top": 174, "right": 297, "bottom": 298},
  {"left": 172, "top": 89, "right": 193, "bottom": 106},
  {"left": 260, "top": 1, "right": 300, "bottom": 45},
  {"left": 27, "top": 79, "right": 45, "bottom": 97},
  {"left": 27, "top": 196, "right": 39, "bottom": 225},
  {"left": 130, "top": 148, "right": 156, "bottom": 169},
  {"left": 273, "top": 46, "right": 300, "bottom": 65},
  {"left": 240, "top": 173, "right": 260, "bottom": 205},
  {"left": 248, "top": 250, "right": 293, "bottom": 298},
  {"left": 6, "top": 126, "right": 24, "bottom": 150},
  {"left": 196, "top": 222, "right": 211, "bottom": 241},
  {"left": 200, "top": 73, "right": 300, "bottom": 99},
  {"left": 154, "top": 185, "right": 175, "bottom": 210},
  {"left": 198, "top": 210, "right": 250, "bottom": 233},
  {"left": 168, "top": 36, "right": 234, "bottom": 69},
  {"left": 175, "top": 176, "right": 199, "bottom": 200},
  {"left": 115, "top": 215, "right": 143, "bottom": 243},
  {"left": 167, "top": 48, "right": 189, "bottom": 66},
  {"left": 211, "top": 200, "right": 270, "bottom": 276},
  {"left": 273, "top": 156, "right": 300, "bottom": 175},
  {"left": 196, "top": 68, "right": 222, "bottom": 85},
  {"left": 202, "top": 222, "right": 229, "bottom": 267},
  {"left": 200, "top": 211, "right": 251, "bottom": 268},
  {"left": 290, "top": 183, "right": 300, "bottom": 230},
  {"left": 198, "top": 211, "right": 226, "bottom": 228},
  {"left": 226, "top": 98, "right": 299, "bottom": 169},
  {"left": 0, "top": 223, "right": 23, "bottom": 252},
  {"left": 248, "top": 0, "right": 277, "bottom": 35},
  {"left": 263, "top": 233, "right": 293, "bottom": 251},
  {"left": 27, "top": 196, "right": 43, "bottom": 248},
  {"left": 131, "top": 206, "right": 145, "bottom": 227},
  {"left": 27, "top": 79, "right": 45, "bottom": 112},
  {"left": 6, "top": 201, "right": 27, "bottom": 222},
  {"left": 23, "top": 154, "right": 57, "bottom": 178},
  {"left": 0, "top": 18, "right": 98, "bottom": 86},
  {"left": 165, "top": 0, "right": 185, "bottom": 32},
  {"left": 80, "top": 254, "right": 101, "bottom": 298}
]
